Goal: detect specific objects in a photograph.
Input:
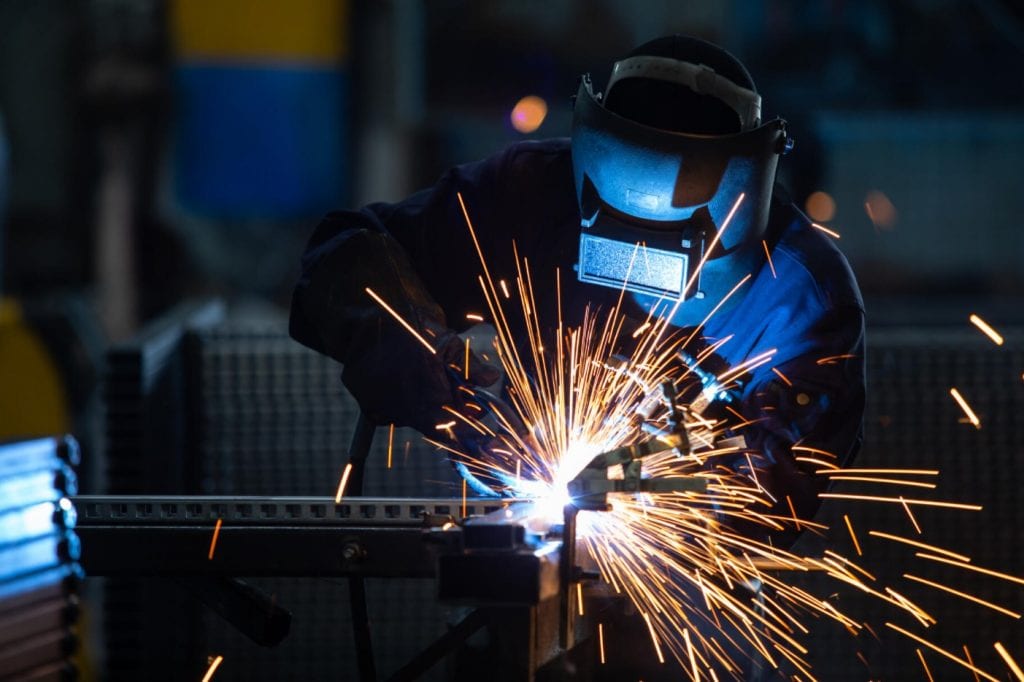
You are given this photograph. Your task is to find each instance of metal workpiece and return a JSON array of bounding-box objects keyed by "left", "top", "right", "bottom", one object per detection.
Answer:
[
  {"left": 71, "top": 492, "right": 592, "bottom": 677},
  {"left": 438, "top": 539, "right": 563, "bottom": 606},
  {"left": 438, "top": 500, "right": 566, "bottom": 606},
  {"left": 77, "top": 524, "right": 455, "bottom": 578},
  {"left": 435, "top": 500, "right": 587, "bottom": 679},
  {"left": 72, "top": 495, "right": 528, "bottom": 578},
  {"left": 72, "top": 495, "right": 523, "bottom": 527},
  {"left": 71, "top": 496, "right": 552, "bottom": 579},
  {"left": 567, "top": 381, "right": 707, "bottom": 511}
]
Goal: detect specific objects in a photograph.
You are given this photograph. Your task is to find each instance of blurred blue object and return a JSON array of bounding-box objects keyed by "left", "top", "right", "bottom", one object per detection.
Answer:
[
  {"left": 0, "top": 436, "right": 80, "bottom": 594},
  {"left": 173, "top": 64, "right": 348, "bottom": 219}
]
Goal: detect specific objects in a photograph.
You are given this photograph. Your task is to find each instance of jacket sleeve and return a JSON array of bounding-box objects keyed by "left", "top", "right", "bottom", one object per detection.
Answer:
[
  {"left": 289, "top": 150, "right": 511, "bottom": 432},
  {"left": 727, "top": 303, "right": 866, "bottom": 546}
]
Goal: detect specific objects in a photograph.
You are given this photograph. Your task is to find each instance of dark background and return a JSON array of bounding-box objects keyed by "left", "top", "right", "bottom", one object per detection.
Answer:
[
  {"left": 3, "top": 0, "right": 1023, "bottom": 325},
  {"left": 1, "top": 1, "right": 1023, "bottom": 680}
]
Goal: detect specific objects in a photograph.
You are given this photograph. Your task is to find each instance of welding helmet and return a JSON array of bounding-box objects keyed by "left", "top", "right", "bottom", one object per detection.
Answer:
[{"left": 571, "top": 36, "right": 790, "bottom": 324}]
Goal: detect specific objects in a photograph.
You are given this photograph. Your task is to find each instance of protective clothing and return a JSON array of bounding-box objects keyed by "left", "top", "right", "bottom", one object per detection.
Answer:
[{"left": 290, "top": 136, "right": 865, "bottom": 536}]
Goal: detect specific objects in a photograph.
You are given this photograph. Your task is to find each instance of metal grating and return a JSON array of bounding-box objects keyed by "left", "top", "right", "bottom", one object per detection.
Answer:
[
  {"left": 790, "top": 327, "right": 1024, "bottom": 680},
  {"left": 187, "top": 319, "right": 461, "bottom": 681},
  {"left": 188, "top": 321, "right": 461, "bottom": 499}
]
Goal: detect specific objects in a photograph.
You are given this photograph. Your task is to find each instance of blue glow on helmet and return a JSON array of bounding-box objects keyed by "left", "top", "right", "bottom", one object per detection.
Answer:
[{"left": 570, "top": 69, "right": 788, "bottom": 324}]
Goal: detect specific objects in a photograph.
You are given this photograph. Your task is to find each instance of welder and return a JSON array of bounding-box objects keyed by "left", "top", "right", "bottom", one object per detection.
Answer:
[{"left": 290, "top": 35, "right": 865, "bottom": 681}]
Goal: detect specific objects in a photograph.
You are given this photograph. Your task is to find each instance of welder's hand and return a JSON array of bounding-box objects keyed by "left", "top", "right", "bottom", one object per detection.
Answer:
[
  {"left": 443, "top": 386, "right": 546, "bottom": 497},
  {"left": 341, "top": 315, "right": 501, "bottom": 439},
  {"left": 434, "top": 329, "right": 503, "bottom": 390},
  {"left": 423, "top": 327, "right": 504, "bottom": 434}
]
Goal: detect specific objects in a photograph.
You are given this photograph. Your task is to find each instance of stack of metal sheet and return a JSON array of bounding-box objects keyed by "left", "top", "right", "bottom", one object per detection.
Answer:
[{"left": 0, "top": 436, "right": 82, "bottom": 681}]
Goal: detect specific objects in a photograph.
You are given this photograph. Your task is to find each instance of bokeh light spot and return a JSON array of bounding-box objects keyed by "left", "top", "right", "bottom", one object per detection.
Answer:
[
  {"left": 864, "top": 190, "right": 898, "bottom": 230},
  {"left": 510, "top": 95, "right": 548, "bottom": 134},
  {"left": 805, "top": 191, "right": 836, "bottom": 222}
]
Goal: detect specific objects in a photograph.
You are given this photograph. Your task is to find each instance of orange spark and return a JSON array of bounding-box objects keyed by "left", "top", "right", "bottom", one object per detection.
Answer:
[
  {"left": 642, "top": 611, "right": 666, "bottom": 664},
  {"left": 917, "top": 649, "right": 935, "bottom": 682},
  {"left": 387, "top": 423, "right": 395, "bottom": 469},
  {"left": 792, "top": 444, "right": 838, "bottom": 458},
  {"left": 631, "top": 322, "right": 651, "bottom": 338},
  {"left": 916, "top": 553, "right": 1024, "bottom": 587},
  {"left": 461, "top": 478, "right": 467, "bottom": 519},
  {"left": 683, "top": 628, "right": 699, "bottom": 681},
  {"left": 771, "top": 367, "right": 793, "bottom": 386},
  {"left": 818, "top": 493, "right": 982, "bottom": 511},
  {"left": 466, "top": 313, "right": 485, "bottom": 322},
  {"left": 995, "top": 642, "right": 1024, "bottom": 681},
  {"left": 903, "top": 574, "right": 1021, "bottom": 619},
  {"left": 598, "top": 623, "right": 606, "bottom": 664},
  {"left": 464, "top": 337, "right": 471, "bottom": 381},
  {"left": 868, "top": 531, "right": 971, "bottom": 562},
  {"left": 762, "top": 240, "right": 776, "bottom": 278},
  {"left": 816, "top": 353, "right": 858, "bottom": 365},
  {"left": 795, "top": 455, "right": 841, "bottom": 470},
  {"left": 843, "top": 515, "right": 862, "bottom": 556},
  {"left": 786, "top": 496, "right": 801, "bottom": 531},
  {"left": 365, "top": 287, "right": 437, "bottom": 354},
  {"left": 964, "top": 645, "right": 982, "bottom": 682},
  {"left": 207, "top": 518, "right": 223, "bottom": 561},
  {"left": 969, "top": 314, "right": 1004, "bottom": 345},
  {"left": 500, "top": 280, "right": 510, "bottom": 298},
  {"left": 949, "top": 388, "right": 981, "bottom": 428},
  {"left": 900, "top": 496, "right": 923, "bottom": 534},
  {"left": 826, "top": 475, "right": 936, "bottom": 489},
  {"left": 334, "top": 463, "right": 353, "bottom": 504},
  {"left": 679, "top": 194, "right": 745, "bottom": 300},
  {"left": 577, "top": 583, "right": 584, "bottom": 616},
  {"left": 822, "top": 468, "right": 938, "bottom": 476},
  {"left": 811, "top": 222, "right": 841, "bottom": 239},
  {"left": 202, "top": 655, "right": 225, "bottom": 682},
  {"left": 886, "top": 623, "right": 999, "bottom": 681}
]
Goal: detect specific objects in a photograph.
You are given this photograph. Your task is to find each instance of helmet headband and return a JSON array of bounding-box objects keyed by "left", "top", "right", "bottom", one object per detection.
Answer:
[{"left": 607, "top": 56, "right": 762, "bottom": 130}]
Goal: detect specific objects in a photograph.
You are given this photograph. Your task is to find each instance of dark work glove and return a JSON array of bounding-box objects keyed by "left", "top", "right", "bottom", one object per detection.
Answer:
[{"left": 343, "top": 317, "right": 502, "bottom": 433}]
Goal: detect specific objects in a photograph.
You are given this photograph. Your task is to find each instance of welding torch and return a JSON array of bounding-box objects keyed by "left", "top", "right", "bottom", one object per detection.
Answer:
[{"left": 566, "top": 381, "right": 708, "bottom": 511}]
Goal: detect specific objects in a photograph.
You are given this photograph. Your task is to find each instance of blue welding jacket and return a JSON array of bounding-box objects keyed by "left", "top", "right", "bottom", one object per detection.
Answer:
[{"left": 290, "top": 138, "right": 865, "bottom": 538}]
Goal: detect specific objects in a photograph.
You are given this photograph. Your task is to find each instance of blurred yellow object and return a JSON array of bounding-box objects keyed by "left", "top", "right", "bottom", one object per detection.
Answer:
[
  {"left": 171, "top": 0, "right": 349, "bottom": 64},
  {"left": 0, "top": 298, "right": 69, "bottom": 440}
]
